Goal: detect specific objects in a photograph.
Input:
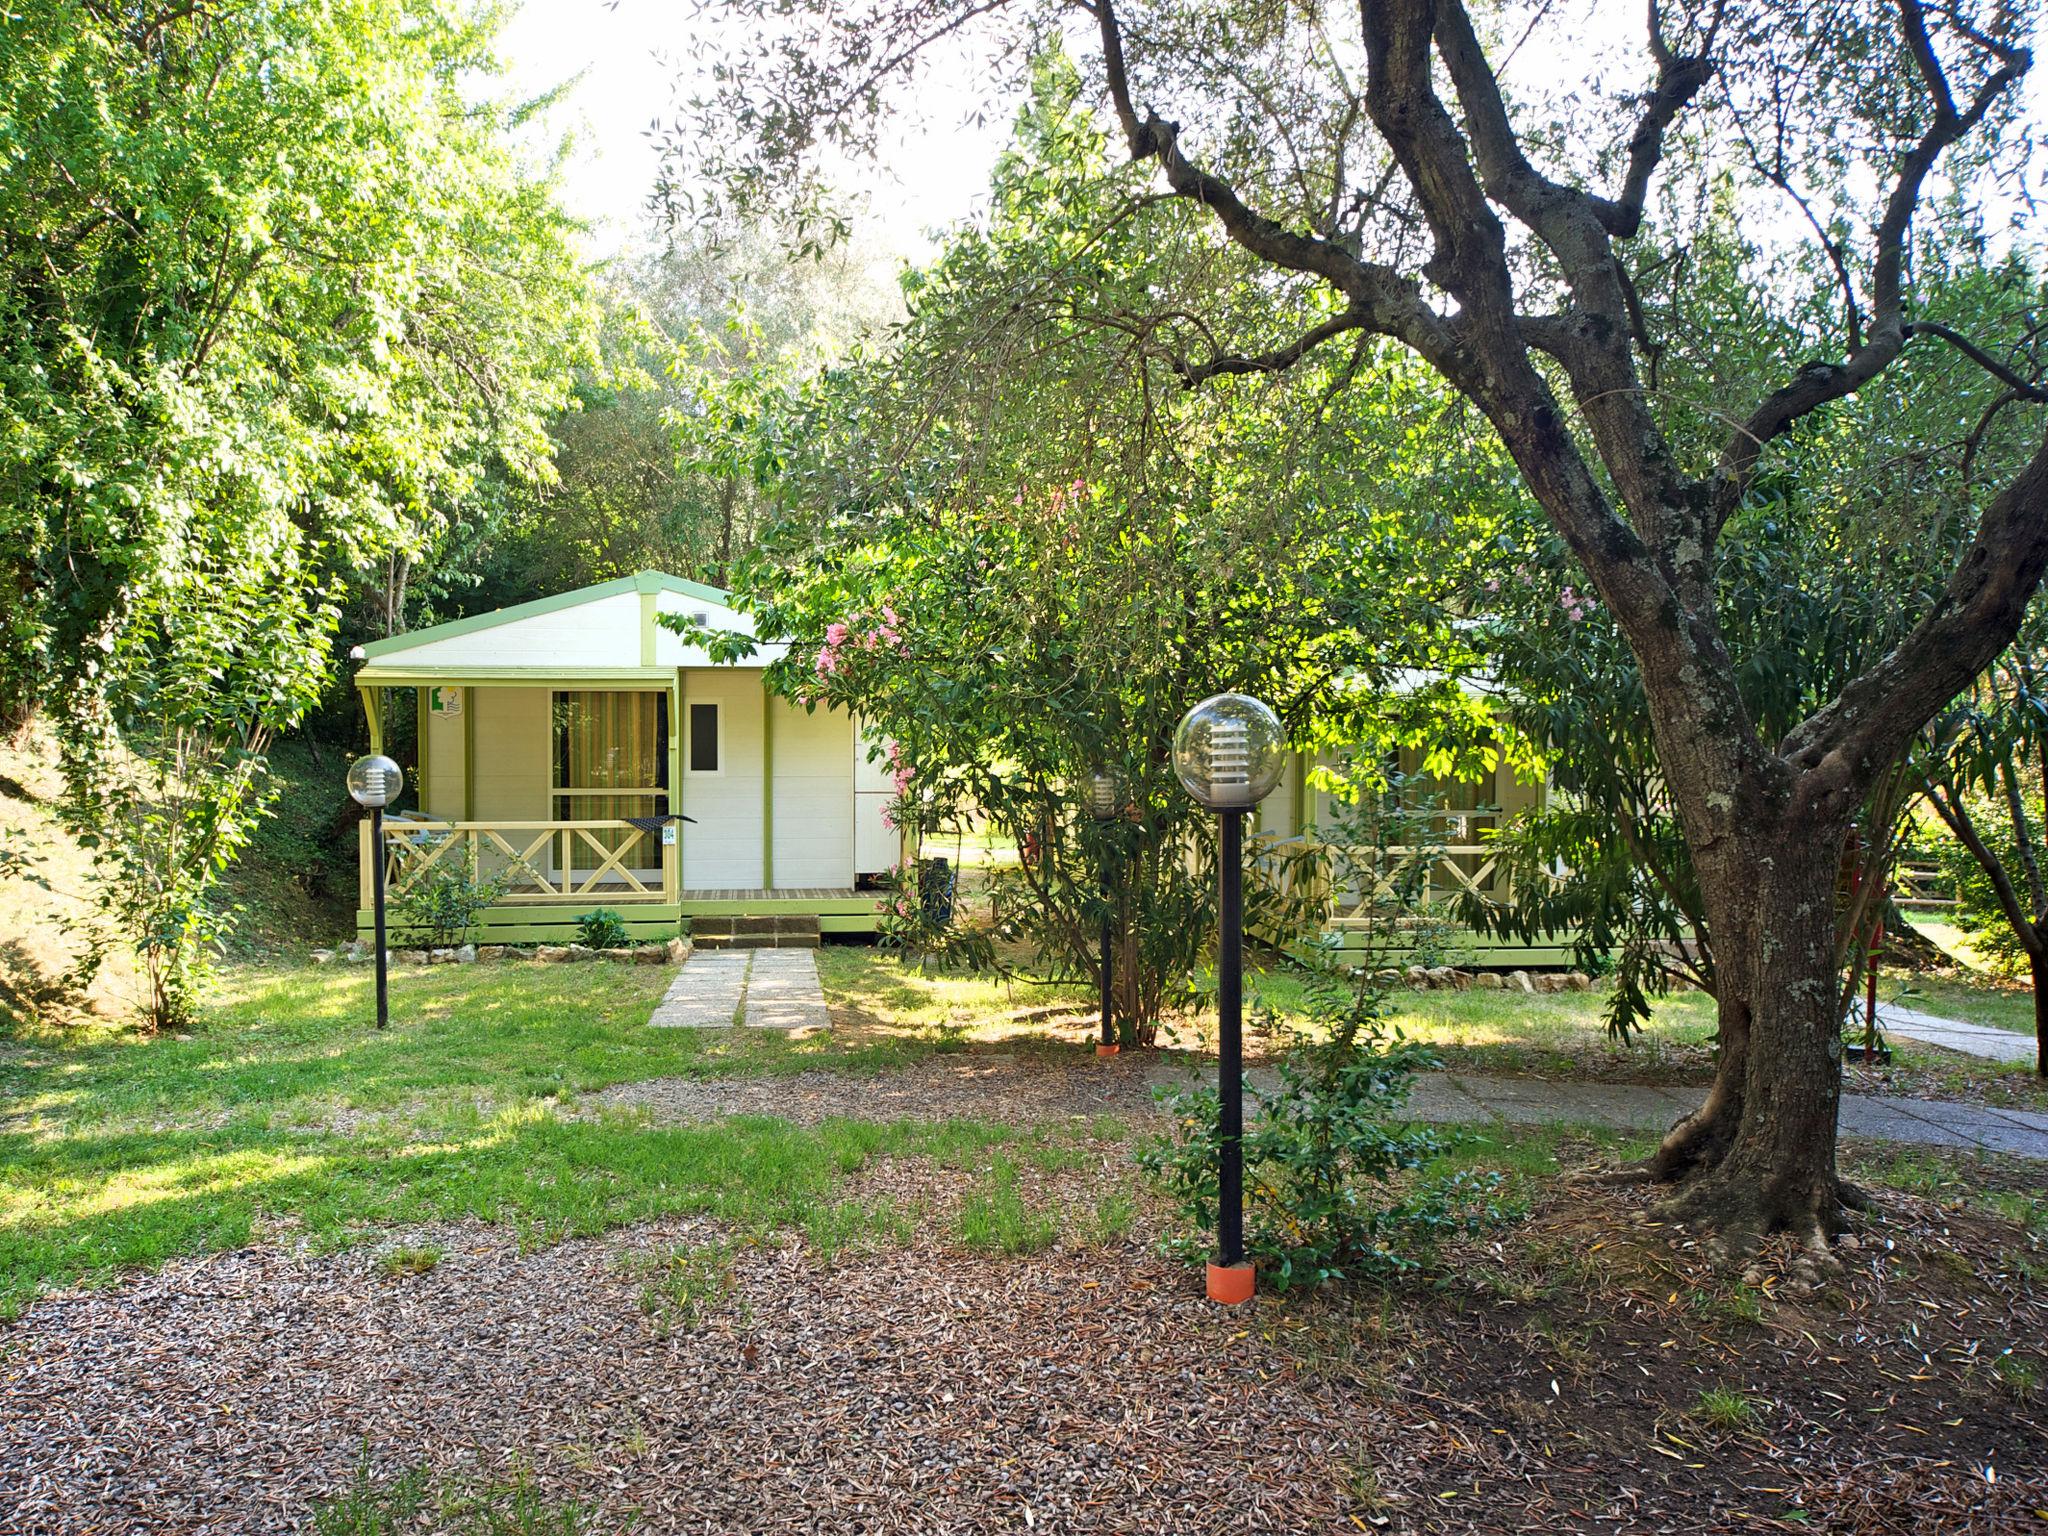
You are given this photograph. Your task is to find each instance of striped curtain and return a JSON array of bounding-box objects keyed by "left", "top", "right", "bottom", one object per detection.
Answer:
[{"left": 552, "top": 692, "right": 666, "bottom": 857}]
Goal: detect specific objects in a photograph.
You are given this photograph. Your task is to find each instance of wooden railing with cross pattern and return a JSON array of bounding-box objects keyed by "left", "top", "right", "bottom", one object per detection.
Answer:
[
  {"left": 358, "top": 819, "right": 677, "bottom": 907},
  {"left": 1254, "top": 834, "right": 1563, "bottom": 925}
]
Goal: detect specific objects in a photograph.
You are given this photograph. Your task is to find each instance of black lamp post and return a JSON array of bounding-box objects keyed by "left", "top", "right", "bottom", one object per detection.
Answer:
[
  {"left": 347, "top": 753, "right": 404, "bottom": 1030},
  {"left": 1172, "top": 692, "right": 1285, "bottom": 1306},
  {"left": 1087, "top": 770, "right": 1120, "bottom": 1057}
]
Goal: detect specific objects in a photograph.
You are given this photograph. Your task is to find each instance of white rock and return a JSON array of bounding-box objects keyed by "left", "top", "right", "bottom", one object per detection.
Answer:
[{"left": 455, "top": 944, "right": 477, "bottom": 964}]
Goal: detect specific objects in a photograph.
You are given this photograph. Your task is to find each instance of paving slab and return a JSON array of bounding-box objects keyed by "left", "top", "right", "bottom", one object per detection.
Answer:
[
  {"left": 648, "top": 952, "right": 749, "bottom": 1029},
  {"left": 741, "top": 949, "right": 831, "bottom": 1031},
  {"left": 1876, "top": 1002, "right": 2037, "bottom": 1064}
]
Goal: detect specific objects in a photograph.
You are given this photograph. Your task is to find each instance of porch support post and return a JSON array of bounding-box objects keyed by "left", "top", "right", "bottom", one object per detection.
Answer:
[
  {"left": 463, "top": 688, "right": 475, "bottom": 821},
  {"left": 762, "top": 677, "right": 775, "bottom": 890},
  {"left": 667, "top": 670, "right": 683, "bottom": 902},
  {"left": 415, "top": 688, "right": 428, "bottom": 812},
  {"left": 357, "top": 684, "right": 383, "bottom": 753}
]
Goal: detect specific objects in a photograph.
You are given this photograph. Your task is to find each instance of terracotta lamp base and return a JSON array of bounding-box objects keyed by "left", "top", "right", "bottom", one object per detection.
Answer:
[
  {"left": 1095, "top": 1042, "right": 1121, "bottom": 1058},
  {"left": 1206, "top": 1261, "right": 1255, "bottom": 1306}
]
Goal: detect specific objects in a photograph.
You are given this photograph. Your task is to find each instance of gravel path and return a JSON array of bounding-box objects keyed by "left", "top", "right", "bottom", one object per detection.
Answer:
[
  {"left": 586, "top": 1051, "right": 2048, "bottom": 1157},
  {"left": 1878, "top": 1001, "right": 2039, "bottom": 1063}
]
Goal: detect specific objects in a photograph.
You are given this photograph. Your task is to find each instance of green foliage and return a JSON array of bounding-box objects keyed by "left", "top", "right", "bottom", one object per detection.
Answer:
[
  {"left": 574, "top": 908, "right": 632, "bottom": 951},
  {"left": 955, "top": 1156, "right": 1060, "bottom": 1255},
  {"left": 677, "top": 57, "right": 1500, "bottom": 1037},
  {"left": 1691, "top": 1386, "right": 1758, "bottom": 1431},
  {"left": 1919, "top": 629, "right": 2048, "bottom": 1044},
  {"left": 317, "top": 1451, "right": 597, "bottom": 1536},
  {"left": 1457, "top": 253, "right": 2048, "bottom": 1035},
  {"left": 630, "top": 1239, "right": 740, "bottom": 1335},
  {"left": 0, "top": 0, "right": 598, "bottom": 1019},
  {"left": 1143, "top": 794, "right": 1499, "bottom": 1288},
  {"left": 391, "top": 849, "right": 511, "bottom": 950}
]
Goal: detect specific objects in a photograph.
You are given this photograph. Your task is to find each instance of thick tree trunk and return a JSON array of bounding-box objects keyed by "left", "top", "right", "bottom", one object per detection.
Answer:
[
  {"left": 1648, "top": 823, "right": 1853, "bottom": 1247},
  {"left": 2032, "top": 950, "right": 2048, "bottom": 1078}
]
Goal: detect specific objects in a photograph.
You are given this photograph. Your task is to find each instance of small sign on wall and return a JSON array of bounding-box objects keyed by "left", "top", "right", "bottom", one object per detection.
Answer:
[
  {"left": 429, "top": 686, "right": 463, "bottom": 717},
  {"left": 661, "top": 824, "right": 678, "bottom": 847}
]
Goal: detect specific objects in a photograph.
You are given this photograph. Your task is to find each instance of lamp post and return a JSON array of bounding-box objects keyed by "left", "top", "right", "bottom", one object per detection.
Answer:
[
  {"left": 347, "top": 754, "right": 404, "bottom": 1030},
  {"left": 1172, "top": 692, "right": 1285, "bottom": 1306},
  {"left": 1087, "top": 771, "right": 1120, "bottom": 1057}
]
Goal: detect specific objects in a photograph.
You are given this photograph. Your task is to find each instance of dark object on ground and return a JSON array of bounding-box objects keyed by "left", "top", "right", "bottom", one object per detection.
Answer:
[{"left": 918, "top": 857, "right": 955, "bottom": 926}]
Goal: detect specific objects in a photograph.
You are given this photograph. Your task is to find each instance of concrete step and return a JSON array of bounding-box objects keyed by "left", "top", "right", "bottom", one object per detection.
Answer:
[{"left": 691, "top": 914, "right": 822, "bottom": 949}]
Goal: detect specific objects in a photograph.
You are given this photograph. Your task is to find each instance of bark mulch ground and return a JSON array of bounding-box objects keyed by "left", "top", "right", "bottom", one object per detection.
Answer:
[{"left": 2, "top": 1139, "right": 2042, "bottom": 1535}]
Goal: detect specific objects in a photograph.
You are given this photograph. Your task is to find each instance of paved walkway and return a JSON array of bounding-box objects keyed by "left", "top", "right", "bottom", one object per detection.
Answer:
[
  {"left": 648, "top": 949, "right": 830, "bottom": 1031},
  {"left": 1412, "top": 1071, "right": 2048, "bottom": 1159},
  {"left": 1875, "top": 1001, "right": 2038, "bottom": 1065}
]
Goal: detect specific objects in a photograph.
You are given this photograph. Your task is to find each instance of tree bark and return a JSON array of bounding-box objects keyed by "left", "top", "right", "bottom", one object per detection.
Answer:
[
  {"left": 1650, "top": 820, "right": 1853, "bottom": 1244},
  {"left": 2033, "top": 950, "right": 2048, "bottom": 1079}
]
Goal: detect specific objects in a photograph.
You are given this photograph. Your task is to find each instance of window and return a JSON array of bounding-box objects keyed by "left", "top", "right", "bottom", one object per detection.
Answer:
[
  {"left": 687, "top": 700, "right": 721, "bottom": 775},
  {"left": 551, "top": 691, "right": 669, "bottom": 841}
]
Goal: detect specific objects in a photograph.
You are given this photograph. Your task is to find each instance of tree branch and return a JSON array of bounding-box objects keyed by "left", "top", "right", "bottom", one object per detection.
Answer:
[
  {"left": 1707, "top": 0, "right": 2030, "bottom": 536},
  {"left": 1784, "top": 427, "right": 2048, "bottom": 805}
]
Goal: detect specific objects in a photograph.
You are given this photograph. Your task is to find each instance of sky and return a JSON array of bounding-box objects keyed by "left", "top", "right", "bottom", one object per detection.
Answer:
[
  {"left": 499, "top": 0, "right": 2048, "bottom": 268},
  {"left": 497, "top": 0, "right": 1012, "bottom": 261}
]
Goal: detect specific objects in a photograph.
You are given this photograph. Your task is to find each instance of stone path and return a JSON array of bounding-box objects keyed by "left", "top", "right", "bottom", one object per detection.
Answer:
[
  {"left": 1414, "top": 1071, "right": 2048, "bottom": 1159},
  {"left": 742, "top": 950, "right": 831, "bottom": 1031},
  {"left": 648, "top": 949, "right": 829, "bottom": 1031},
  {"left": 1875, "top": 1001, "right": 2038, "bottom": 1065}
]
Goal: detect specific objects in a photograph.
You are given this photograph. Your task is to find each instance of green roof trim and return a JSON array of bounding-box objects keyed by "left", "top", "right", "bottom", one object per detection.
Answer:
[{"left": 357, "top": 571, "right": 732, "bottom": 660}]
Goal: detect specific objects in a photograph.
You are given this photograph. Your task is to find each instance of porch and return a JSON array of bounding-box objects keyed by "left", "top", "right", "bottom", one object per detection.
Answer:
[
  {"left": 355, "top": 817, "right": 884, "bottom": 944},
  {"left": 1260, "top": 836, "right": 1585, "bottom": 967}
]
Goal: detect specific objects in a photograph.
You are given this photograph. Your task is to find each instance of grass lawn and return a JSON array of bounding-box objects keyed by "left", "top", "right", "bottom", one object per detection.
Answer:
[
  {"left": 0, "top": 957, "right": 991, "bottom": 1317},
  {"left": 1889, "top": 967, "right": 2040, "bottom": 1035},
  {"left": 4, "top": 948, "right": 2044, "bottom": 1533}
]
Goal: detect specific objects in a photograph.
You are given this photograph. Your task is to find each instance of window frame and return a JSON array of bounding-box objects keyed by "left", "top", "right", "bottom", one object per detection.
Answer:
[{"left": 685, "top": 699, "right": 724, "bottom": 777}]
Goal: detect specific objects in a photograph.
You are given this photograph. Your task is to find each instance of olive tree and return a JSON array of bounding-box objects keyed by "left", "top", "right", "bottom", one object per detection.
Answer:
[{"left": 664, "top": 0, "right": 2048, "bottom": 1247}]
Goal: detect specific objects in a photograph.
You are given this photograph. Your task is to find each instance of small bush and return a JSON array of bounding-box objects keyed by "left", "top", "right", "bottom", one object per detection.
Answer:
[
  {"left": 390, "top": 847, "right": 508, "bottom": 948},
  {"left": 575, "top": 907, "right": 630, "bottom": 950},
  {"left": 1141, "top": 780, "right": 1502, "bottom": 1289}
]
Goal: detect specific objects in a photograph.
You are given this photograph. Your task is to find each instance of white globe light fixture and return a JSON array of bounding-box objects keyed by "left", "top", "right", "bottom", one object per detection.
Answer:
[
  {"left": 1171, "top": 692, "right": 1283, "bottom": 1307},
  {"left": 1087, "top": 770, "right": 1120, "bottom": 822},
  {"left": 347, "top": 754, "right": 405, "bottom": 1028},
  {"left": 1172, "top": 693, "right": 1285, "bottom": 811},
  {"left": 347, "top": 754, "right": 404, "bottom": 810}
]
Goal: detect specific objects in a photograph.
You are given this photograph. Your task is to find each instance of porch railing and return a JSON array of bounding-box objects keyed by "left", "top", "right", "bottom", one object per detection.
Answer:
[
  {"left": 358, "top": 818, "right": 677, "bottom": 907},
  {"left": 1255, "top": 834, "right": 1561, "bottom": 924}
]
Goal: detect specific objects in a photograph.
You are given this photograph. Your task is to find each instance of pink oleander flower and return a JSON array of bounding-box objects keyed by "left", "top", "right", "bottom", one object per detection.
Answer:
[
  {"left": 881, "top": 605, "right": 900, "bottom": 627},
  {"left": 824, "top": 621, "right": 849, "bottom": 647},
  {"left": 892, "top": 765, "right": 913, "bottom": 794},
  {"left": 1484, "top": 577, "right": 1500, "bottom": 593},
  {"left": 880, "top": 808, "right": 895, "bottom": 829},
  {"left": 815, "top": 648, "right": 838, "bottom": 676}
]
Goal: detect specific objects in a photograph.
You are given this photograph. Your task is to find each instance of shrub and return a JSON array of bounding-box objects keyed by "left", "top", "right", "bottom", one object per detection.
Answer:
[
  {"left": 1141, "top": 771, "right": 1501, "bottom": 1288},
  {"left": 574, "top": 907, "right": 630, "bottom": 950},
  {"left": 389, "top": 849, "right": 509, "bottom": 949}
]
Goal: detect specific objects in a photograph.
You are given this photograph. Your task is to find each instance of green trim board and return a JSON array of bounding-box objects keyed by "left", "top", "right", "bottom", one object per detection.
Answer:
[
  {"left": 357, "top": 570, "right": 731, "bottom": 661},
  {"left": 353, "top": 666, "right": 676, "bottom": 687},
  {"left": 356, "top": 891, "right": 884, "bottom": 941}
]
